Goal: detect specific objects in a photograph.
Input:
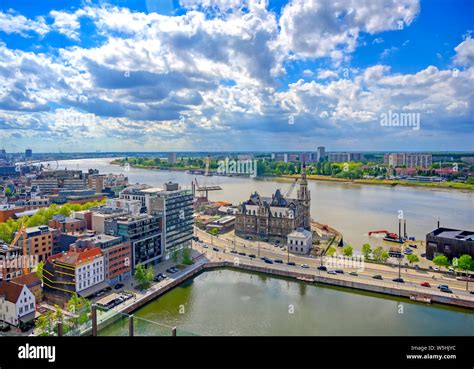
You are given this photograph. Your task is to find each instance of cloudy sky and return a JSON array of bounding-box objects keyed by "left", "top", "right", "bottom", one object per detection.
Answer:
[{"left": 0, "top": 0, "right": 473, "bottom": 152}]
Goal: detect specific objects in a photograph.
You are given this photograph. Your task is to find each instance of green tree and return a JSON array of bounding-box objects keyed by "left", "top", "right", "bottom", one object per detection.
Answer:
[
  {"left": 381, "top": 251, "right": 390, "bottom": 263},
  {"left": 35, "top": 260, "right": 45, "bottom": 282},
  {"left": 35, "top": 312, "right": 52, "bottom": 336},
  {"left": 134, "top": 263, "right": 153, "bottom": 290},
  {"left": 457, "top": 255, "right": 473, "bottom": 275},
  {"left": 362, "top": 244, "right": 372, "bottom": 260},
  {"left": 406, "top": 254, "right": 419, "bottom": 265},
  {"left": 181, "top": 248, "right": 193, "bottom": 265},
  {"left": 372, "top": 246, "right": 384, "bottom": 262},
  {"left": 209, "top": 228, "right": 219, "bottom": 236},
  {"left": 432, "top": 255, "right": 450, "bottom": 270},
  {"left": 342, "top": 245, "right": 353, "bottom": 257},
  {"left": 326, "top": 246, "right": 336, "bottom": 256}
]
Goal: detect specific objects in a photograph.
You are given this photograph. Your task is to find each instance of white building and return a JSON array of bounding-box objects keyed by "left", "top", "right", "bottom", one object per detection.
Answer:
[
  {"left": 287, "top": 228, "right": 313, "bottom": 255},
  {"left": 0, "top": 281, "right": 35, "bottom": 327},
  {"left": 74, "top": 249, "right": 105, "bottom": 293}
]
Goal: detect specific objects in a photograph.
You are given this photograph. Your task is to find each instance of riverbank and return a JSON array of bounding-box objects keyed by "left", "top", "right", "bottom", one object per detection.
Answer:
[
  {"left": 280, "top": 174, "right": 474, "bottom": 191},
  {"left": 109, "top": 159, "right": 473, "bottom": 191}
]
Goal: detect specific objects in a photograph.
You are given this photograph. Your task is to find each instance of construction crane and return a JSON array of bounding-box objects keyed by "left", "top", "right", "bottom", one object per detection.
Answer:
[
  {"left": 9, "top": 220, "right": 28, "bottom": 275},
  {"left": 284, "top": 178, "right": 298, "bottom": 198}
]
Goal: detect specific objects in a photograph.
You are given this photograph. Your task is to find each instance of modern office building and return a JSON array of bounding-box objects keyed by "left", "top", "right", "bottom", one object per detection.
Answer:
[
  {"left": 119, "top": 182, "right": 194, "bottom": 258},
  {"left": 25, "top": 148, "right": 32, "bottom": 158},
  {"left": 105, "top": 214, "right": 162, "bottom": 267},
  {"left": 426, "top": 227, "right": 474, "bottom": 260}
]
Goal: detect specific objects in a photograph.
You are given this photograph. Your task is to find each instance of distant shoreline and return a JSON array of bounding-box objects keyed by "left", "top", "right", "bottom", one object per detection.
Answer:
[{"left": 109, "top": 159, "right": 473, "bottom": 191}]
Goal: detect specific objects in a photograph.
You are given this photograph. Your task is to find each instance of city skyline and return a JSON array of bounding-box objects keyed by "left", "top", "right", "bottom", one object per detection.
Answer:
[{"left": 0, "top": 0, "right": 473, "bottom": 152}]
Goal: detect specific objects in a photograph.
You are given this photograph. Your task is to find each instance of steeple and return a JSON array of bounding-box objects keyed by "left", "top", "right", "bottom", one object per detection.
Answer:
[{"left": 297, "top": 160, "right": 311, "bottom": 229}]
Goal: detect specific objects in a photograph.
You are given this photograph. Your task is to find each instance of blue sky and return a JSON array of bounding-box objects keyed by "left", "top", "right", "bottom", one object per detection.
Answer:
[{"left": 0, "top": 0, "right": 473, "bottom": 152}]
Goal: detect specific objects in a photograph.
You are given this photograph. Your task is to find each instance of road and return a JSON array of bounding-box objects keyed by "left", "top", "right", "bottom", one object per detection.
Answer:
[{"left": 194, "top": 228, "right": 474, "bottom": 296}]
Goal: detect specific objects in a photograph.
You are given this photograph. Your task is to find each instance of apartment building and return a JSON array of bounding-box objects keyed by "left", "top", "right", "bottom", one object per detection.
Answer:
[{"left": 384, "top": 153, "right": 433, "bottom": 168}]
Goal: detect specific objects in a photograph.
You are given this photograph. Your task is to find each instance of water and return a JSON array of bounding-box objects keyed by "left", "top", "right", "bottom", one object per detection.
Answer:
[
  {"left": 51, "top": 157, "right": 473, "bottom": 248},
  {"left": 100, "top": 269, "right": 474, "bottom": 336}
]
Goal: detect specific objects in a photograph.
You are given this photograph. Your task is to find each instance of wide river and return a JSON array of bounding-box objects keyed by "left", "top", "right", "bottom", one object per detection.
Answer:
[
  {"left": 52, "top": 158, "right": 473, "bottom": 336},
  {"left": 53, "top": 157, "right": 473, "bottom": 249}
]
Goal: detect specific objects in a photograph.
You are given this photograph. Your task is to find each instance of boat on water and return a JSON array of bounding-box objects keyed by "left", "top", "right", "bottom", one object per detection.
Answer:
[{"left": 410, "top": 295, "right": 431, "bottom": 303}]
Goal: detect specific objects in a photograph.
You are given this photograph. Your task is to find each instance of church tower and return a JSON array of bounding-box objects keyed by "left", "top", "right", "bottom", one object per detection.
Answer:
[{"left": 297, "top": 161, "right": 311, "bottom": 229}]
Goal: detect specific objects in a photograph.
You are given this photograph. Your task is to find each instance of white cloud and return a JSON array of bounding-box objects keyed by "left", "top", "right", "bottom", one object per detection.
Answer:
[
  {"left": 278, "top": 0, "right": 420, "bottom": 60},
  {"left": 453, "top": 36, "right": 474, "bottom": 66},
  {"left": 50, "top": 10, "right": 85, "bottom": 40},
  {"left": 0, "top": 11, "right": 49, "bottom": 37}
]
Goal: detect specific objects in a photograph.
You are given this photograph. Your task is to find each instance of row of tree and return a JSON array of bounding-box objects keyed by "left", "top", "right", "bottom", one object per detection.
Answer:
[{"left": 0, "top": 199, "right": 106, "bottom": 244}]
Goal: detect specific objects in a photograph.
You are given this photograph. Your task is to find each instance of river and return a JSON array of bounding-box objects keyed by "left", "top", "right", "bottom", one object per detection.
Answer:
[{"left": 51, "top": 157, "right": 473, "bottom": 249}]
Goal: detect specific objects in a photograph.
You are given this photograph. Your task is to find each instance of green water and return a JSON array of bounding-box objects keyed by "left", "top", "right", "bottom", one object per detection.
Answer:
[{"left": 100, "top": 269, "right": 474, "bottom": 336}]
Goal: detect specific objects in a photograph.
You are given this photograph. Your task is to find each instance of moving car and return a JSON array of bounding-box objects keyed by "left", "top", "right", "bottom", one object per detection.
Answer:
[
  {"left": 300, "top": 264, "right": 309, "bottom": 269},
  {"left": 392, "top": 278, "right": 404, "bottom": 283},
  {"left": 230, "top": 250, "right": 238, "bottom": 254},
  {"left": 202, "top": 245, "right": 208, "bottom": 249},
  {"left": 317, "top": 266, "right": 327, "bottom": 271},
  {"left": 327, "top": 270, "right": 337, "bottom": 275},
  {"left": 264, "top": 259, "right": 274, "bottom": 264},
  {"left": 420, "top": 282, "right": 431, "bottom": 288},
  {"left": 335, "top": 270, "right": 344, "bottom": 274},
  {"left": 372, "top": 275, "right": 383, "bottom": 280},
  {"left": 274, "top": 259, "right": 283, "bottom": 264},
  {"left": 437, "top": 284, "right": 449, "bottom": 290},
  {"left": 287, "top": 261, "right": 296, "bottom": 266},
  {"left": 212, "top": 247, "right": 219, "bottom": 252},
  {"left": 248, "top": 254, "right": 256, "bottom": 258},
  {"left": 238, "top": 252, "right": 246, "bottom": 256},
  {"left": 440, "top": 287, "right": 453, "bottom": 294},
  {"left": 349, "top": 271, "right": 358, "bottom": 276}
]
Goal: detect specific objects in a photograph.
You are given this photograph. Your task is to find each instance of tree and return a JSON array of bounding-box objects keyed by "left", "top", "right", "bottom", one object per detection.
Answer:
[
  {"left": 343, "top": 245, "right": 353, "bottom": 257},
  {"left": 181, "top": 248, "right": 193, "bottom": 265},
  {"left": 432, "top": 255, "right": 450, "bottom": 270},
  {"left": 407, "top": 254, "right": 419, "bottom": 265},
  {"left": 381, "top": 251, "right": 389, "bottom": 263},
  {"left": 326, "top": 246, "right": 336, "bottom": 256},
  {"left": 372, "top": 246, "right": 384, "bottom": 262},
  {"left": 209, "top": 228, "right": 219, "bottom": 236},
  {"left": 458, "top": 255, "right": 473, "bottom": 275},
  {"left": 35, "top": 260, "right": 45, "bottom": 282},
  {"left": 134, "top": 263, "right": 153, "bottom": 290},
  {"left": 362, "top": 244, "right": 372, "bottom": 259},
  {"left": 35, "top": 312, "right": 52, "bottom": 336}
]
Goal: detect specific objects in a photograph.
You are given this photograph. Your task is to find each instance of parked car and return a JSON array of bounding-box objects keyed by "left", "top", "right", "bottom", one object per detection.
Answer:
[
  {"left": 0, "top": 323, "right": 11, "bottom": 332},
  {"left": 160, "top": 273, "right": 168, "bottom": 279},
  {"left": 372, "top": 275, "right": 383, "bottom": 280},
  {"left": 246, "top": 236, "right": 252, "bottom": 240},
  {"left": 420, "top": 282, "right": 431, "bottom": 288},
  {"left": 335, "top": 270, "right": 344, "bottom": 274},
  {"left": 287, "top": 261, "right": 296, "bottom": 266},
  {"left": 212, "top": 247, "right": 219, "bottom": 252},
  {"left": 433, "top": 267, "right": 440, "bottom": 271},
  {"left": 317, "top": 266, "right": 327, "bottom": 271},
  {"left": 300, "top": 264, "right": 309, "bottom": 269},
  {"left": 428, "top": 266, "right": 433, "bottom": 270},
  {"left": 392, "top": 278, "right": 404, "bottom": 283},
  {"left": 114, "top": 283, "right": 124, "bottom": 290},
  {"left": 327, "top": 270, "right": 337, "bottom": 275},
  {"left": 349, "top": 271, "right": 358, "bottom": 276},
  {"left": 469, "top": 290, "right": 474, "bottom": 295},
  {"left": 408, "top": 244, "right": 417, "bottom": 249},
  {"left": 403, "top": 249, "right": 413, "bottom": 255},
  {"left": 274, "top": 259, "right": 283, "bottom": 264}
]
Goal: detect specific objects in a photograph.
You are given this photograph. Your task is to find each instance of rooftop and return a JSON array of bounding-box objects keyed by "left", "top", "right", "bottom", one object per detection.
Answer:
[
  {"left": 0, "top": 280, "right": 25, "bottom": 303},
  {"left": 430, "top": 227, "right": 474, "bottom": 241}
]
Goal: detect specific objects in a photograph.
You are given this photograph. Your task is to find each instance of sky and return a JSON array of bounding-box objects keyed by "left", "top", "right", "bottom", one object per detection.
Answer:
[{"left": 0, "top": 0, "right": 473, "bottom": 153}]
